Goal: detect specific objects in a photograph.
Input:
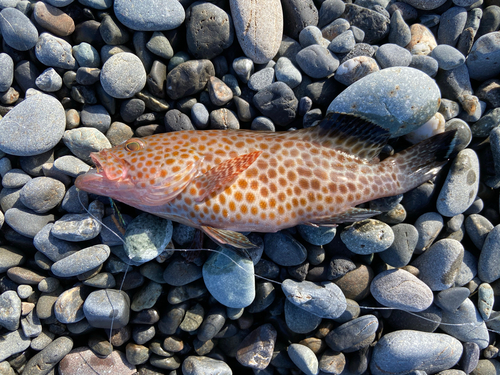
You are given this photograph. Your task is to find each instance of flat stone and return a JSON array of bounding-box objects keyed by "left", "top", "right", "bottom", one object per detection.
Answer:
[
  {"left": 370, "top": 330, "right": 462, "bottom": 374},
  {"left": 284, "top": 299, "right": 322, "bottom": 334},
  {"left": 264, "top": 231, "right": 307, "bottom": 266},
  {"left": 281, "top": 0, "right": 318, "bottom": 39},
  {"left": 328, "top": 66, "right": 441, "bottom": 137},
  {"left": 33, "top": 1, "right": 75, "bottom": 37},
  {"left": 340, "top": 219, "right": 394, "bottom": 254},
  {"left": 434, "top": 287, "right": 471, "bottom": 312},
  {"left": 166, "top": 59, "right": 215, "bottom": 100},
  {"left": 114, "top": 0, "right": 185, "bottom": 31},
  {"left": 59, "top": 347, "right": 136, "bottom": 375},
  {"left": 0, "top": 93, "right": 65, "bottom": 156},
  {"left": 0, "top": 245, "right": 26, "bottom": 273},
  {"left": 378, "top": 223, "right": 418, "bottom": 267},
  {"left": 230, "top": 0, "right": 283, "bottom": 63},
  {"left": 19, "top": 177, "right": 65, "bottom": 214},
  {"left": 287, "top": 343, "right": 319, "bottom": 375},
  {"left": 5, "top": 207, "right": 55, "bottom": 238},
  {"left": 51, "top": 245, "right": 110, "bottom": 278},
  {"left": 62, "top": 128, "right": 112, "bottom": 164},
  {"left": 182, "top": 356, "right": 231, "bottom": 375}
]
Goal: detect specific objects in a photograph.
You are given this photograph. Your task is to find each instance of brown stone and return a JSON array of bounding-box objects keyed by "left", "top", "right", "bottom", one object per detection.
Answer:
[
  {"left": 59, "top": 347, "right": 135, "bottom": 375},
  {"left": 333, "top": 264, "right": 374, "bottom": 301},
  {"left": 406, "top": 24, "right": 437, "bottom": 55},
  {"left": 7, "top": 266, "right": 46, "bottom": 285},
  {"left": 33, "top": 2, "right": 75, "bottom": 37}
]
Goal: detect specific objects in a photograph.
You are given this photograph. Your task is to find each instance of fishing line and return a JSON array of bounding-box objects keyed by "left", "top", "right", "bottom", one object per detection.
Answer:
[{"left": 76, "top": 189, "right": 499, "bottom": 336}]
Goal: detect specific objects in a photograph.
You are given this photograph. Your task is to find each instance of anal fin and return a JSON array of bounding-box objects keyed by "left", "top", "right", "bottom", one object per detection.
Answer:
[
  {"left": 194, "top": 151, "right": 262, "bottom": 202},
  {"left": 309, "top": 207, "right": 381, "bottom": 226},
  {"left": 201, "top": 226, "right": 256, "bottom": 249}
]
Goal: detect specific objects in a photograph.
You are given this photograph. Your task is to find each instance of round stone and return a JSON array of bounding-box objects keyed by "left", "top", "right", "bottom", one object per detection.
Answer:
[
  {"left": 328, "top": 67, "right": 441, "bottom": 137},
  {"left": 83, "top": 289, "right": 130, "bottom": 329},
  {"left": 296, "top": 44, "right": 339, "bottom": 79},
  {"left": 62, "top": 128, "right": 112, "bottom": 164},
  {"left": 375, "top": 43, "right": 412, "bottom": 68},
  {"left": 0, "top": 93, "right": 65, "bottom": 156},
  {"left": 166, "top": 59, "right": 215, "bottom": 100},
  {"left": 264, "top": 232, "right": 307, "bottom": 266},
  {"left": 114, "top": 0, "right": 185, "bottom": 31},
  {"left": 340, "top": 219, "right": 395, "bottom": 255},
  {"left": 430, "top": 44, "right": 466, "bottom": 70},
  {"left": 19, "top": 177, "right": 65, "bottom": 214},
  {"left": 100, "top": 53, "right": 146, "bottom": 99}
]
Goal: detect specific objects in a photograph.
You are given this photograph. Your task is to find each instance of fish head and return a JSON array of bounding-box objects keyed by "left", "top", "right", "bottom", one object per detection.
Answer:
[{"left": 75, "top": 136, "right": 201, "bottom": 207}]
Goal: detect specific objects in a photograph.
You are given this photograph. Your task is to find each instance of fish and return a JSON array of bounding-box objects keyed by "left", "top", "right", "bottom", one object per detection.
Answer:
[{"left": 75, "top": 112, "right": 457, "bottom": 248}]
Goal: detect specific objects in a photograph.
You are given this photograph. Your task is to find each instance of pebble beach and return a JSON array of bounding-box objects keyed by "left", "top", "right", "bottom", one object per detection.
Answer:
[{"left": 0, "top": 0, "right": 500, "bottom": 374}]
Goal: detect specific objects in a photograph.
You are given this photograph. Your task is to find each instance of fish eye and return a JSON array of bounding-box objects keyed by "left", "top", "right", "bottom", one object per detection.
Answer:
[{"left": 124, "top": 139, "right": 144, "bottom": 152}]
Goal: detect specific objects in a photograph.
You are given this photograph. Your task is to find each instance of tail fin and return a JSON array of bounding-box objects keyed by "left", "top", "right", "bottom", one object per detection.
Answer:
[{"left": 384, "top": 130, "right": 458, "bottom": 193}]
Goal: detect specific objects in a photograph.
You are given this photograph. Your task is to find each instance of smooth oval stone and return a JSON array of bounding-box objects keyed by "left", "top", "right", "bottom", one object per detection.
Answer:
[
  {"left": 100, "top": 52, "right": 146, "bottom": 99},
  {"left": 478, "top": 224, "right": 500, "bottom": 283},
  {"left": 19, "top": 177, "right": 65, "bottom": 213},
  {"left": 282, "top": 279, "right": 346, "bottom": 319},
  {"left": 466, "top": 31, "right": 500, "bottom": 81},
  {"left": 5, "top": 208, "right": 55, "bottom": 238},
  {"left": 0, "top": 53, "right": 14, "bottom": 92},
  {"left": 114, "top": 0, "right": 185, "bottom": 31},
  {"left": 0, "top": 93, "right": 65, "bottom": 156},
  {"left": 297, "top": 225, "right": 336, "bottom": 246},
  {"left": 83, "top": 289, "right": 130, "bottom": 329},
  {"left": 371, "top": 269, "right": 434, "bottom": 312},
  {"left": 412, "top": 239, "right": 464, "bottom": 291},
  {"left": 434, "top": 287, "right": 470, "bottom": 313},
  {"left": 430, "top": 44, "right": 466, "bottom": 71},
  {"left": 230, "top": 0, "right": 283, "bottom": 63},
  {"left": 62, "top": 128, "right": 112, "bottom": 164},
  {"left": 202, "top": 247, "right": 255, "bottom": 308},
  {"left": 236, "top": 323, "right": 277, "bottom": 369},
  {"left": 437, "top": 149, "right": 480, "bottom": 217},
  {"left": 325, "top": 315, "right": 379, "bottom": 352},
  {"left": 264, "top": 231, "right": 307, "bottom": 266},
  {"left": 440, "top": 298, "right": 489, "bottom": 349},
  {"left": 370, "top": 330, "right": 462, "bottom": 374},
  {"left": 33, "top": 1, "right": 75, "bottom": 37},
  {"left": 35, "top": 33, "right": 76, "bottom": 70},
  {"left": 0, "top": 329, "right": 31, "bottom": 362},
  {"left": 341, "top": 219, "right": 395, "bottom": 255},
  {"left": 0, "top": 7, "right": 38, "bottom": 51},
  {"left": 182, "top": 356, "right": 231, "bottom": 375},
  {"left": 130, "top": 281, "right": 163, "bottom": 311},
  {"left": 59, "top": 348, "right": 136, "bottom": 375},
  {"left": 50, "top": 213, "right": 102, "bottom": 242},
  {"left": 296, "top": 44, "right": 339, "bottom": 79},
  {"left": 328, "top": 66, "right": 441, "bottom": 137},
  {"left": 123, "top": 213, "right": 173, "bottom": 264},
  {"left": 51, "top": 245, "right": 110, "bottom": 278},
  {"left": 334, "top": 56, "right": 379, "bottom": 86},
  {"left": 379, "top": 223, "right": 418, "bottom": 267}
]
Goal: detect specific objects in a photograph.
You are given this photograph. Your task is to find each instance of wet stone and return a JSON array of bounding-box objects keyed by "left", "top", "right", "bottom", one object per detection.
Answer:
[{"left": 83, "top": 289, "right": 130, "bottom": 329}]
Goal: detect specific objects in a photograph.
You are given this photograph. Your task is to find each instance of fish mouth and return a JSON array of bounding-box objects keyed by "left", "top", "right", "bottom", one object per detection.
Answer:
[{"left": 90, "top": 149, "right": 129, "bottom": 181}]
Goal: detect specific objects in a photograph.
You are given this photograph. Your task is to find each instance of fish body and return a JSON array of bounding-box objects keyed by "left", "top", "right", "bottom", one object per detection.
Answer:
[{"left": 75, "top": 113, "right": 457, "bottom": 248}]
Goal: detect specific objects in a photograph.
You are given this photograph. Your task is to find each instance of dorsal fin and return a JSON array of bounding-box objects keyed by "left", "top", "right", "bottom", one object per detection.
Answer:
[{"left": 298, "top": 112, "right": 391, "bottom": 161}]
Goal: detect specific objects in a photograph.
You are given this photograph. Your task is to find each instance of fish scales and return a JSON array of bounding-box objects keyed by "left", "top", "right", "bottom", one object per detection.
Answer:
[{"left": 75, "top": 113, "right": 457, "bottom": 248}]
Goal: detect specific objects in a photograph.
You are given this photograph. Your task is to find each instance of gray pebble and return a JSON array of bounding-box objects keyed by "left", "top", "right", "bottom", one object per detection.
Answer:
[
  {"left": 430, "top": 44, "right": 465, "bottom": 70},
  {"left": 54, "top": 156, "right": 91, "bottom": 179},
  {"left": 341, "top": 219, "right": 394, "bottom": 255},
  {"left": 50, "top": 209, "right": 103, "bottom": 242},
  {"left": 328, "top": 66, "right": 441, "bottom": 137},
  {"left": 73, "top": 42, "right": 100, "bottom": 68},
  {"left": 299, "top": 25, "right": 329, "bottom": 48},
  {"left": 207, "top": 76, "right": 233, "bottom": 106},
  {"left": 35, "top": 33, "right": 76, "bottom": 70},
  {"left": 235, "top": 323, "right": 277, "bottom": 369},
  {"left": 438, "top": 6, "right": 467, "bottom": 46},
  {"left": 81, "top": 105, "right": 111, "bottom": 133},
  {"left": 54, "top": 285, "right": 91, "bottom": 324},
  {"left": 0, "top": 7, "right": 38, "bottom": 51},
  {"left": 478, "top": 224, "right": 500, "bottom": 283},
  {"left": 412, "top": 238, "right": 464, "bottom": 291},
  {"left": 389, "top": 10, "right": 411, "bottom": 47},
  {"left": 5, "top": 207, "right": 54, "bottom": 238},
  {"left": 328, "top": 30, "right": 356, "bottom": 54},
  {"left": 202, "top": 247, "right": 255, "bottom": 308},
  {"left": 342, "top": 4, "right": 389, "bottom": 43},
  {"left": 180, "top": 302, "right": 204, "bottom": 332},
  {"left": 33, "top": 223, "right": 79, "bottom": 262},
  {"left": 248, "top": 67, "right": 275, "bottom": 91},
  {"left": 370, "top": 330, "right": 463, "bottom": 374},
  {"left": 440, "top": 298, "right": 489, "bottom": 349},
  {"left": 197, "top": 305, "right": 226, "bottom": 341},
  {"left": 51, "top": 244, "right": 110, "bottom": 278},
  {"left": 284, "top": 299, "right": 322, "bottom": 334},
  {"left": 296, "top": 44, "right": 339, "bottom": 79},
  {"left": 410, "top": 54, "right": 439, "bottom": 77},
  {"left": 0, "top": 53, "right": 13, "bottom": 92},
  {"left": 131, "top": 281, "right": 163, "bottom": 311},
  {"left": 379, "top": 223, "right": 418, "bottom": 267},
  {"left": 100, "top": 52, "right": 146, "bottom": 99},
  {"left": 275, "top": 57, "right": 302, "bottom": 89},
  {"left": 415, "top": 211, "right": 444, "bottom": 252},
  {"left": 232, "top": 57, "right": 254, "bottom": 84},
  {"left": 326, "top": 314, "right": 378, "bottom": 352},
  {"left": 334, "top": 56, "right": 379, "bottom": 86},
  {"left": 478, "top": 283, "right": 494, "bottom": 320},
  {"left": 35, "top": 68, "right": 62, "bottom": 92},
  {"left": 123, "top": 213, "right": 173, "bottom": 263},
  {"left": 287, "top": 343, "right": 319, "bottom": 375},
  {"left": 264, "top": 231, "right": 307, "bottom": 266},
  {"left": 455, "top": 250, "right": 478, "bottom": 287},
  {"left": 0, "top": 290, "right": 21, "bottom": 331},
  {"left": 371, "top": 269, "right": 433, "bottom": 312},
  {"left": 465, "top": 214, "right": 494, "bottom": 250},
  {"left": 437, "top": 149, "right": 479, "bottom": 217},
  {"left": 0, "top": 245, "right": 26, "bottom": 273},
  {"left": 282, "top": 279, "right": 346, "bottom": 319},
  {"left": 114, "top": 0, "right": 185, "bottom": 31},
  {"left": 19, "top": 177, "right": 65, "bottom": 214},
  {"left": 163, "top": 256, "right": 202, "bottom": 286},
  {"left": 375, "top": 43, "right": 412, "bottom": 68},
  {"left": 0, "top": 93, "right": 65, "bottom": 156},
  {"left": 0, "top": 329, "right": 31, "bottom": 362},
  {"left": 2, "top": 168, "right": 31, "bottom": 189},
  {"left": 146, "top": 31, "right": 174, "bottom": 59},
  {"left": 191, "top": 103, "right": 210, "bottom": 129},
  {"left": 297, "top": 225, "right": 336, "bottom": 246},
  {"left": 62, "top": 127, "right": 112, "bottom": 164},
  {"left": 434, "top": 287, "right": 470, "bottom": 312},
  {"left": 251, "top": 116, "right": 275, "bottom": 131},
  {"left": 467, "top": 32, "right": 500, "bottom": 81},
  {"left": 83, "top": 289, "right": 130, "bottom": 329}
]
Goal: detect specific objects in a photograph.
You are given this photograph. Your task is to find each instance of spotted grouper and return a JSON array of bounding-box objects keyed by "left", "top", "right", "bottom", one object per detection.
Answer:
[{"left": 75, "top": 113, "right": 457, "bottom": 248}]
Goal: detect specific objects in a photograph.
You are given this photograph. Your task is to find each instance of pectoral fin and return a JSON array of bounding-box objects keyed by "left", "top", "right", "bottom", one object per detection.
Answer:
[
  {"left": 308, "top": 207, "right": 381, "bottom": 226},
  {"left": 194, "top": 151, "right": 262, "bottom": 202},
  {"left": 201, "top": 226, "right": 256, "bottom": 249}
]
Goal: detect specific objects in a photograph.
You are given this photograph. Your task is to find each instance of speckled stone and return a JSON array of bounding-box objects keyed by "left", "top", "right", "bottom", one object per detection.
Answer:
[
  {"left": 62, "top": 127, "right": 112, "bottom": 164},
  {"left": 182, "top": 356, "right": 231, "bottom": 375},
  {"left": 325, "top": 314, "right": 378, "bottom": 353},
  {"left": 0, "top": 329, "right": 31, "bottom": 362},
  {"left": 0, "top": 290, "right": 21, "bottom": 331},
  {"left": 235, "top": 323, "right": 277, "bottom": 369},
  {"left": 284, "top": 299, "right": 322, "bottom": 333},
  {"left": 114, "top": 0, "right": 185, "bottom": 31},
  {"left": 100, "top": 53, "right": 146, "bottom": 99},
  {"left": 0, "top": 93, "right": 65, "bottom": 157},
  {"left": 328, "top": 67, "right": 441, "bottom": 137},
  {"left": 340, "top": 219, "right": 394, "bottom": 255},
  {"left": 33, "top": 1, "right": 75, "bottom": 37},
  {"left": 5, "top": 208, "right": 55, "bottom": 238},
  {"left": 59, "top": 348, "right": 136, "bottom": 375},
  {"left": 35, "top": 33, "right": 76, "bottom": 70},
  {"left": 19, "top": 177, "right": 65, "bottom": 214}
]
